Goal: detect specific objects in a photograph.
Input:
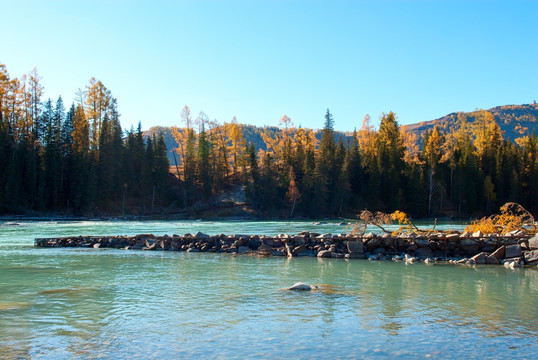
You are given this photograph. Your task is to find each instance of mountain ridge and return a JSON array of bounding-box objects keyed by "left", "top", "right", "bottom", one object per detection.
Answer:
[{"left": 144, "top": 103, "right": 538, "bottom": 162}]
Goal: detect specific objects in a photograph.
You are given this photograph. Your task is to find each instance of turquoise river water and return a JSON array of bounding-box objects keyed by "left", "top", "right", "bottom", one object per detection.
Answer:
[{"left": 0, "top": 220, "right": 537, "bottom": 359}]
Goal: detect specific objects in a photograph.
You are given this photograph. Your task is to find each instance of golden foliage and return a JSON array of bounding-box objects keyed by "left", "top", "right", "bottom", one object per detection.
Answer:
[
  {"left": 401, "top": 125, "right": 424, "bottom": 166},
  {"left": 465, "top": 202, "right": 536, "bottom": 235},
  {"left": 349, "top": 209, "right": 445, "bottom": 235},
  {"left": 348, "top": 210, "right": 392, "bottom": 234}
]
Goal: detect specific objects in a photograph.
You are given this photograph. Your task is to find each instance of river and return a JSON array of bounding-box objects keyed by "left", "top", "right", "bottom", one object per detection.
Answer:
[{"left": 0, "top": 220, "right": 536, "bottom": 359}]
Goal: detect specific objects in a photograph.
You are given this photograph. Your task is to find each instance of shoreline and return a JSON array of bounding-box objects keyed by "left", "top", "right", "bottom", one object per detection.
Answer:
[
  {"left": 35, "top": 231, "right": 538, "bottom": 267},
  {"left": 1, "top": 214, "right": 470, "bottom": 223}
]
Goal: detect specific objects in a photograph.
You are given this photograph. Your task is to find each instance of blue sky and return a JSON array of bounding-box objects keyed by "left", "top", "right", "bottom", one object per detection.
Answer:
[{"left": 1, "top": 0, "right": 536, "bottom": 131}]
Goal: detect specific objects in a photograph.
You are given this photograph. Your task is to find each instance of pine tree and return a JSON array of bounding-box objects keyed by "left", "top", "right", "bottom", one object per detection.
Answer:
[
  {"left": 196, "top": 112, "right": 212, "bottom": 200},
  {"left": 376, "top": 112, "right": 405, "bottom": 210},
  {"left": 315, "top": 109, "right": 336, "bottom": 213}
]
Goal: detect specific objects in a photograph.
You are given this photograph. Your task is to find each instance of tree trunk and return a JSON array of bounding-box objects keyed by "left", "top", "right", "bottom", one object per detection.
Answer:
[
  {"left": 122, "top": 187, "right": 126, "bottom": 219},
  {"left": 428, "top": 168, "right": 434, "bottom": 216},
  {"left": 151, "top": 185, "right": 156, "bottom": 213}
]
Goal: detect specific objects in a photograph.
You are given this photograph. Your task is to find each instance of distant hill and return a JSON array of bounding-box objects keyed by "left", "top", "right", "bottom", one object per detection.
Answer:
[
  {"left": 145, "top": 103, "right": 538, "bottom": 163},
  {"left": 405, "top": 103, "right": 538, "bottom": 141},
  {"left": 144, "top": 124, "right": 352, "bottom": 164}
]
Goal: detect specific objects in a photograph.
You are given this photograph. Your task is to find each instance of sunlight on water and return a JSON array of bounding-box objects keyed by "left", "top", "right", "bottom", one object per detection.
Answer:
[{"left": 0, "top": 220, "right": 536, "bottom": 359}]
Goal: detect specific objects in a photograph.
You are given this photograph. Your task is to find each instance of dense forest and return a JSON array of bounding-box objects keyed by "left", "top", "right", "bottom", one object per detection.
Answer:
[
  {"left": 0, "top": 64, "right": 171, "bottom": 216},
  {"left": 1, "top": 63, "right": 537, "bottom": 218}
]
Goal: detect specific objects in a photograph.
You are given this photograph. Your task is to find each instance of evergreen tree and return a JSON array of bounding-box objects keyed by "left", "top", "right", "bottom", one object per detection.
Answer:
[
  {"left": 315, "top": 109, "right": 336, "bottom": 213},
  {"left": 376, "top": 112, "right": 405, "bottom": 210}
]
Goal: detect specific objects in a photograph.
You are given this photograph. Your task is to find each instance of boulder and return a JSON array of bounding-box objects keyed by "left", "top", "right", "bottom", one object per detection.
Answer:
[
  {"left": 366, "top": 237, "right": 383, "bottom": 247},
  {"left": 470, "top": 252, "right": 487, "bottom": 265},
  {"left": 248, "top": 238, "right": 261, "bottom": 248},
  {"left": 528, "top": 234, "right": 538, "bottom": 250},
  {"left": 505, "top": 244, "right": 523, "bottom": 259},
  {"left": 237, "top": 246, "right": 250, "bottom": 254},
  {"left": 286, "top": 282, "right": 316, "bottom": 291},
  {"left": 504, "top": 260, "right": 521, "bottom": 269},
  {"left": 523, "top": 250, "right": 538, "bottom": 264},
  {"left": 491, "top": 245, "right": 505, "bottom": 259},
  {"left": 317, "top": 250, "right": 332, "bottom": 258},
  {"left": 292, "top": 244, "right": 307, "bottom": 256},
  {"left": 472, "top": 230, "right": 483, "bottom": 238},
  {"left": 195, "top": 231, "right": 209, "bottom": 239},
  {"left": 347, "top": 240, "right": 364, "bottom": 253},
  {"left": 258, "top": 243, "right": 273, "bottom": 252},
  {"left": 233, "top": 239, "right": 245, "bottom": 247},
  {"left": 486, "top": 254, "right": 500, "bottom": 265}
]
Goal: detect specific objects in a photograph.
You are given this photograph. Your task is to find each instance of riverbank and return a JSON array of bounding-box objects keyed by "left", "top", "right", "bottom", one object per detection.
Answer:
[{"left": 35, "top": 231, "right": 538, "bottom": 267}]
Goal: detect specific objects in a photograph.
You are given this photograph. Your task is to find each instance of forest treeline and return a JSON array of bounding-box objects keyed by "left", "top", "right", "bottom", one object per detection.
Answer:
[
  {"left": 0, "top": 64, "right": 171, "bottom": 215},
  {"left": 171, "top": 105, "right": 538, "bottom": 218},
  {"left": 1, "top": 63, "right": 537, "bottom": 218}
]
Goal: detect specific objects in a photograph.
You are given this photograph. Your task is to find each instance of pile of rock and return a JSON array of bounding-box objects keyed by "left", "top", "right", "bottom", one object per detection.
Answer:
[{"left": 35, "top": 231, "right": 538, "bottom": 266}]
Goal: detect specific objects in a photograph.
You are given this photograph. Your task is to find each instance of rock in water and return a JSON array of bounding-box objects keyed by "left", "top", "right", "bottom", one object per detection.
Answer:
[
  {"left": 287, "top": 282, "right": 317, "bottom": 291},
  {"left": 523, "top": 250, "right": 538, "bottom": 264},
  {"left": 317, "top": 250, "right": 332, "bottom": 258},
  {"left": 471, "top": 252, "right": 487, "bottom": 265}
]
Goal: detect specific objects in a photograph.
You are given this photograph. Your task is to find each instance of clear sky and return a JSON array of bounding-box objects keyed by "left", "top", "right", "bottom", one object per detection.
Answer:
[{"left": 1, "top": 0, "right": 537, "bottom": 131}]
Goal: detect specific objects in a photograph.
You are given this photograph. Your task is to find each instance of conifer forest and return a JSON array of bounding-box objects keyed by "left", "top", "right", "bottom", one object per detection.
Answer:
[{"left": 1, "top": 64, "right": 537, "bottom": 218}]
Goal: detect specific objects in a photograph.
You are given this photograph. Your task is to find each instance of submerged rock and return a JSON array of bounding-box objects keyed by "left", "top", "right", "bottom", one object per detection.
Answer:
[{"left": 286, "top": 282, "right": 318, "bottom": 291}]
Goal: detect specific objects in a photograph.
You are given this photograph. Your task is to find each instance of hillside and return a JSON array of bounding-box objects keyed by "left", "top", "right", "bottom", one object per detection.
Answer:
[
  {"left": 145, "top": 124, "right": 352, "bottom": 164},
  {"left": 405, "top": 103, "right": 538, "bottom": 141},
  {"left": 145, "top": 103, "right": 538, "bottom": 163}
]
